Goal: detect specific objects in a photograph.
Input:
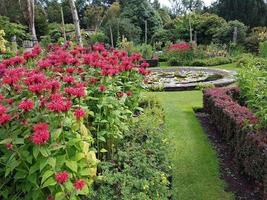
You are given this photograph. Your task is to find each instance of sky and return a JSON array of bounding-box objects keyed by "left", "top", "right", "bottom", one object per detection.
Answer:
[{"left": 158, "top": 0, "right": 215, "bottom": 8}]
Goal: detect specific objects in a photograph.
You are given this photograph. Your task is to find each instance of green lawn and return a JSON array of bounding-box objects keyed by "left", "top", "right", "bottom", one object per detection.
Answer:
[
  {"left": 154, "top": 91, "right": 233, "bottom": 200},
  {"left": 159, "top": 62, "right": 239, "bottom": 71}
]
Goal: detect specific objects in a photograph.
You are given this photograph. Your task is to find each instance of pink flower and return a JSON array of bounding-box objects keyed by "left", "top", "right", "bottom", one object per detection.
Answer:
[
  {"left": 74, "top": 108, "right": 86, "bottom": 120},
  {"left": 55, "top": 171, "right": 69, "bottom": 184},
  {"left": 117, "top": 92, "right": 124, "bottom": 98},
  {"left": 98, "top": 85, "right": 106, "bottom": 92},
  {"left": 0, "top": 114, "right": 11, "bottom": 125},
  {"left": 31, "top": 123, "right": 50, "bottom": 145},
  {"left": 73, "top": 179, "right": 86, "bottom": 190},
  {"left": 6, "top": 143, "right": 13, "bottom": 150},
  {"left": 126, "top": 91, "right": 132, "bottom": 97},
  {"left": 65, "top": 87, "right": 85, "bottom": 98},
  {"left": 18, "top": 99, "right": 34, "bottom": 112}
]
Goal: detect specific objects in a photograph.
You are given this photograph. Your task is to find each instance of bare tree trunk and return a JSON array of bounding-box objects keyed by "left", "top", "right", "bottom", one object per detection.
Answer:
[
  {"left": 109, "top": 25, "right": 114, "bottom": 48},
  {"left": 61, "top": 6, "right": 67, "bottom": 43},
  {"left": 145, "top": 20, "right": 148, "bottom": 44},
  {"left": 27, "top": 0, "right": 37, "bottom": 43},
  {"left": 69, "top": 0, "right": 83, "bottom": 46}
]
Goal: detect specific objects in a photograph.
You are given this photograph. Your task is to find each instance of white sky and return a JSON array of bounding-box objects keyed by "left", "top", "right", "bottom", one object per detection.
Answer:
[{"left": 159, "top": 0, "right": 215, "bottom": 7}]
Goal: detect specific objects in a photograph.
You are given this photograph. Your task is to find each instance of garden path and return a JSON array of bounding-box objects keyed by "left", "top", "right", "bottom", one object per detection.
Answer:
[{"left": 155, "top": 91, "right": 233, "bottom": 200}]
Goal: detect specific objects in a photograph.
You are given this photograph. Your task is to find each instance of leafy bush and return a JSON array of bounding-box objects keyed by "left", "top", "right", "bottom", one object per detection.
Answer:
[
  {"left": 88, "top": 97, "right": 171, "bottom": 199},
  {"left": 259, "top": 41, "right": 267, "bottom": 58},
  {"left": 191, "top": 57, "right": 232, "bottom": 66},
  {"left": 0, "top": 44, "right": 150, "bottom": 199},
  {"left": 238, "top": 60, "right": 267, "bottom": 127},
  {"left": 137, "top": 44, "right": 153, "bottom": 60},
  {"left": 203, "top": 87, "right": 267, "bottom": 198},
  {"left": 84, "top": 31, "right": 108, "bottom": 45},
  {"left": 0, "top": 16, "right": 30, "bottom": 44},
  {"left": 166, "top": 42, "right": 194, "bottom": 66},
  {"left": 0, "top": 30, "right": 7, "bottom": 53}
]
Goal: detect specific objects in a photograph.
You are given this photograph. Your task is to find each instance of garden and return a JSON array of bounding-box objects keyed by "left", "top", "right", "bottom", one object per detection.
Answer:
[{"left": 0, "top": 0, "right": 267, "bottom": 199}]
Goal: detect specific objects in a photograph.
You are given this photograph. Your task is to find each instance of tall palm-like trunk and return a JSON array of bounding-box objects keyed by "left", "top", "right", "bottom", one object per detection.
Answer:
[
  {"left": 27, "top": 0, "right": 37, "bottom": 42},
  {"left": 69, "top": 0, "right": 83, "bottom": 46}
]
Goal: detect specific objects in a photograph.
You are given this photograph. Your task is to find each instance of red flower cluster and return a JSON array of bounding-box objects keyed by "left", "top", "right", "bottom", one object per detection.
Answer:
[
  {"left": 46, "top": 93, "right": 72, "bottom": 113},
  {"left": 31, "top": 123, "right": 50, "bottom": 145},
  {"left": 55, "top": 171, "right": 69, "bottom": 184},
  {"left": 73, "top": 179, "right": 86, "bottom": 190},
  {"left": 18, "top": 99, "right": 34, "bottom": 112},
  {"left": 0, "top": 104, "right": 11, "bottom": 125},
  {"left": 74, "top": 108, "right": 86, "bottom": 120},
  {"left": 169, "top": 42, "right": 191, "bottom": 52}
]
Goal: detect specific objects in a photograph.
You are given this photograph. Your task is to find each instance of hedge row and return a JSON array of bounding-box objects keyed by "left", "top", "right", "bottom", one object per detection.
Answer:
[{"left": 203, "top": 87, "right": 267, "bottom": 198}]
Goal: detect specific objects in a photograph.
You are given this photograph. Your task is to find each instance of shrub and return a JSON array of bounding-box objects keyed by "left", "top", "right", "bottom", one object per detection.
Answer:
[
  {"left": 259, "top": 41, "right": 267, "bottom": 58},
  {"left": 88, "top": 100, "right": 170, "bottom": 200},
  {"left": 137, "top": 44, "right": 153, "bottom": 60},
  {"left": 191, "top": 57, "right": 232, "bottom": 66},
  {"left": 0, "top": 30, "right": 7, "bottom": 53},
  {"left": 238, "top": 60, "right": 267, "bottom": 127},
  {"left": 203, "top": 87, "right": 267, "bottom": 197}
]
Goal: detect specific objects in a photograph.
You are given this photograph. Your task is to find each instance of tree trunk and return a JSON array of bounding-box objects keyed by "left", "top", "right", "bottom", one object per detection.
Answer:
[
  {"left": 61, "top": 6, "right": 67, "bottom": 43},
  {"left": 109, "top": 25, "right": 114, "bottom": 48},
  {"left": 145, "top": 20, "right": 148, "bottom": 44},
  {"left": 69, "top": 0, "right": 83, "bottom": 46},
  {"left": 27, "top": 0, "right": 37, "bottom": 43}
]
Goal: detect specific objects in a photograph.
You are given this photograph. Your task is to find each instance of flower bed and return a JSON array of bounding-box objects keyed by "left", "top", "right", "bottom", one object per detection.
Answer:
[
  {"left": 0, "top": 44, "right": 151, "bottom": 199},
  {"left": 203, "top": 87, "right": 267, "bottom": 197}
]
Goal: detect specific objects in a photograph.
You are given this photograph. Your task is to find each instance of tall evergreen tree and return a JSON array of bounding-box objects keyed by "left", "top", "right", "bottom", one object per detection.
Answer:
[{"left": 214, "top": 0, "right": 267, "bottom": 27}]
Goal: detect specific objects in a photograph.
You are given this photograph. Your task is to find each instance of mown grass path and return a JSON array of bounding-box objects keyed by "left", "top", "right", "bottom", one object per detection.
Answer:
[{"left": 154, "top": 91, "right": 233, "bottom": 200}]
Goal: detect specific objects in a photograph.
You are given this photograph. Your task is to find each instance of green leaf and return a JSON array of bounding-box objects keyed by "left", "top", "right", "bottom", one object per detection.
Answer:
[
  {"left": 65, "top": 160, "right": 77, "bottom": 173},
  {"left": 39, "top": 159, "right": 48, "bottom": 171},
  {"left": 13, "top": 138, "right": 24, "bottom": 144},
  {"left": 33, "top": 146, "right": 39, "bottom": 159},
  {"left": 53, "top": 128, "right": 62, "bottom": 140},
  {"left": 0, "top": 138, "right": 12, "bottom": 144},
  {"left": 42, "top": 177, "right": 56, "bottom": 188},
  {"left": 100, "top": 148, "right": 108, "bottom": 153},
  {"left": 48, "top": 157, "right": 56, "bottom": 169},
  {"left": 41, "top": 170, "right": 54, "bottom": 184},
  {"left": 55, "top": 192, "right": 65, "bottom": 200},
  {"left": 29, "top": 162, "right": 40, "bottom": 174},
  {"left": 40, "top": 147, "right": 49, "bottom": 157}
]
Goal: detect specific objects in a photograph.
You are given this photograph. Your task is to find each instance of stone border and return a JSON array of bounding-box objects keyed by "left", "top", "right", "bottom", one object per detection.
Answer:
[{"left": 149, "top": 67, "right": 236, "bottom": 91}]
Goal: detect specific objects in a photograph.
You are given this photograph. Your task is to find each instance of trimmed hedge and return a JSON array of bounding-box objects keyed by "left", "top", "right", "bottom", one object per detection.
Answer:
[{"left": 203, "top": 87, "right": 267, "bottom": 198}]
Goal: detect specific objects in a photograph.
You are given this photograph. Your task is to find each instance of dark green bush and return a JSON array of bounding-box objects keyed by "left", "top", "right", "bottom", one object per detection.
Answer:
[
  {"left": 190, "top": 57, "right": 232, "bottom": 66},
  {"left": 88, "top": 96, "right": 171, "bottom": 200}
]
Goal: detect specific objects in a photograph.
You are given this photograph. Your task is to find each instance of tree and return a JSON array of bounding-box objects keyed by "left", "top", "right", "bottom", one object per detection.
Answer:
[
  {"left": 169, "top": 0, "right": 203, "bottom": 15},
  {"left": 121, "top": 0, "right": 162, "bottom": 43},
  {"left": 213, "top": 20, "right": 248, "bottom": 44},
  {"left": 27, "top": 0, "right": 37, "bottom": 41},
  {"left": 69, "top": 0, "right": 83, "bottom": 45},
  {"left": 213, "top": 0, "right": 267, "bottom": 27}
]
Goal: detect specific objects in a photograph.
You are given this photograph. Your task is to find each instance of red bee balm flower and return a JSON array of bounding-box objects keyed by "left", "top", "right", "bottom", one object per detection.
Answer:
[
  {"left": 6, "top": 143, "right": 13, "bottom": 150},
  {"left": 74, "top": 108, "right": 86, "bottom": 120},
  {"left": 0, "top": 114, "right": 11, "bottom": 125},
  {"left": 126, "top": 91, "right": 132, "bottom": 97},
  {"left": 55, "top": 171, "right": 69, "bottom": 184},
  {"left": 73, "top": 179, "right": 86, "bottom": 190},
  {"left": 98, "top": 85, "right": 106, "bottom": 92},
  {"left": 19, "top": 99, "right": 34, "bottom": 112},
  {"left": 31, "top": 123, "right": 50, "bottom": 145}
]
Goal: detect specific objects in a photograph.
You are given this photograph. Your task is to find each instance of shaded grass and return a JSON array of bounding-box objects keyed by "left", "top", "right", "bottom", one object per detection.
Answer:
[{"left": 154, "top": 91, "right": 233, "bottom": 200}]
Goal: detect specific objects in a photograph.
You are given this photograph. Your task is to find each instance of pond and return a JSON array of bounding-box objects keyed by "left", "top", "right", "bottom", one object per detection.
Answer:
[{"left": 145, "top": 67, "right": 236, "bottom": 91}]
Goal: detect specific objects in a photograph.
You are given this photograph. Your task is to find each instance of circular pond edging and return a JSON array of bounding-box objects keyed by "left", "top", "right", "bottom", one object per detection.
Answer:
[{"left": 147, "top": 67, "right": 236, "bottom": 91}]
